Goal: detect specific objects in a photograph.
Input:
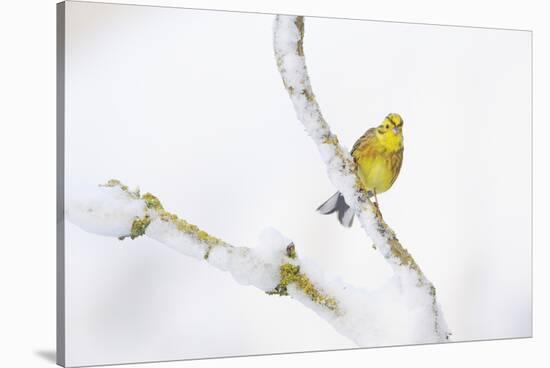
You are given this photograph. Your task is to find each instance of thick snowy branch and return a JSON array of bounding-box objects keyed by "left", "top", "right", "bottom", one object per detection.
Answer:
[
  {"left": 273, "top": 15, "right": 450, "bottom": 341},
  {"left": 69, "top": 180, "right": 446, "bottom": 346},
  {"left": 68, "top": 180, "right": 340, "bottom": 311}
]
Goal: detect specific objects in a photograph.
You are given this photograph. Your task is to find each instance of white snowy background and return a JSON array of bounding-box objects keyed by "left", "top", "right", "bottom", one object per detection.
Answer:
[{"left": 63, "top": 1, "right": 531, "bottom": 366}]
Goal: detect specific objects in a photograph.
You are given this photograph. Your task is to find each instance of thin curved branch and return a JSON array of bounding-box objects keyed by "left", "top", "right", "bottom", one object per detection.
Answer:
[
  {"left": 67, "top": 14, "right": 450, "bottom": 347},
  {"left": 273, "top": 15, "right": 450, "bottom": 341}
]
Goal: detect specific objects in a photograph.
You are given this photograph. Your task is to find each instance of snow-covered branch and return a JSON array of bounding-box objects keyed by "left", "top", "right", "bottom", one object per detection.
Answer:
[
  {"left": 273, "top": 15, "right": 450, "bottom": 341},
  {"left": 69, "top": 179, "right": 446, "bottom": 346},
  {"left": 68, "top": 180, "right": 338, "bottom": 312},
  {"left": 66, "top": 14, "right": 450, "bottom": 347}
]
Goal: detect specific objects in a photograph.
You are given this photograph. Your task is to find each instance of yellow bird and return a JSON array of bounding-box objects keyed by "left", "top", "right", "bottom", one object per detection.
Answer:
[{"left": 317, "top": 113, "right": 404, "bottom": 227}]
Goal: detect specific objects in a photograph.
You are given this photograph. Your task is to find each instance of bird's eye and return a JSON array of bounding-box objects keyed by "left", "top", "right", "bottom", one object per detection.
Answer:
[{"left": 385, "top": 124, "right": 389, "bottom": 129}]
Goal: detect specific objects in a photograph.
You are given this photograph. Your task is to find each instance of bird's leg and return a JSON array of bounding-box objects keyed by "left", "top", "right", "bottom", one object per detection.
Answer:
[{"left": 372, "top": 189, "right": 384, "bottom": 220}]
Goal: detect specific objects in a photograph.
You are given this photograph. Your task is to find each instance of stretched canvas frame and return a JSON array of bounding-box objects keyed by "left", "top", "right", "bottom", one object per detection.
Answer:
[{"left": 57, "top": 1, "right": 532, "bottom": 366}]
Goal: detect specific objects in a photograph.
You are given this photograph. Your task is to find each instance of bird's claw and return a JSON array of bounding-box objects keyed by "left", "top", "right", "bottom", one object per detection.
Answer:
[{"left": 373, "top": 201, "right": 384, "bottom": 220}]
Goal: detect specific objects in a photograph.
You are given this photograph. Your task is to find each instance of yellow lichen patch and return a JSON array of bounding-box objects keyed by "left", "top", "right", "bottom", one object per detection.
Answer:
[
  {"left": 101, "top": 179, "right": 128, "bottom": 191},
  {"left": 322, "top": 134, "right": 339, "bottom": 146},
  {"left": 101, "top": 179, "right": 140, "bottom": 199},
  {"left": 321, "top": 137, "right": 357, "bottom": 177},
  {"left": 286, "top": 243, "right": 297, "bottom": 259},
  {"left": 427, "top": 284, "right": 446, "bottom": 338},
  {"left": 279, "top": 263, "right": 299, "bottom": 288},
  {"left": 301, "top": 89, "right": 316, "bottom": 103},
  {"left": 387, "top": 237, "right": 424, "bottom": 278},
  {"left": 129, "top": 215, "right": 151, "bottom": 239},
  {"left": 269, "top": 263, "right": 339, "bottom": 312},
  {"left": 142, "top": 192, "right": 163, "bottom": 211},
  {"left": 155, "top": 207, "right": 222, "bottom": 248},
  {"left": 294, "top": 16, "right": 305, "bottom": 56},
  {"left": 159, "top": 211, "right": 178, "bottom": 222},
  {"left": 322, "top": 135, "right": 359, "bottom": 176},
  {"left": 369, "top": 211, "right": 425, "bottom": 280},
  {"left": 118, "top": 214, "right": 151, "bottom": 240},
  {"left": 104, "top": 180, "right": 223, "bottom": 255}
]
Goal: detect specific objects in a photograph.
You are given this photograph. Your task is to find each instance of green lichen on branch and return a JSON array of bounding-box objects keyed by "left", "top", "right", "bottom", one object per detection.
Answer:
[
  {"left": 129, "top": 215, "right": 151, "bottom": 239},
  {"left": 371, "top": 214, "right": 424, "bottom": 280},
  {"left": 294, "top": 16, "right": 304, "bottom": 56},
  {"left": 322, "top": 134, "right": 339, "bottom": 146},
  {"left": 286, "top": 243, "right": 297, "bottom": 259},
  {"left": 428, "top": 284, "right": 448, "bottom": 339},
  {"left": 268, "top": 263, "right": 339, "bottom": 312},
  {"left": 141, "top": 191, "right": 223, "bottom": 250},
  {"left": 101, "top": 179, "right": 147, "bottom": 241},
  {"left": 320, "top": 134, "right": 358, "bottom": 178},
  {"left": 359, "top": 196, "right": 425, "bottom": 281},
  {"left": 388, "top": 237, "right": 423, "bottom": 277},
  {"left": 117, "top": 215, "right": 151, "bottom": 241},
  {"left": 109, "top": 181, "right": 223, "bottom": 251},
  {"left": 157, "top": 210, "right": 222, "bottom": 247},
  {"left": 101, "top": 179, "right": 140, "bottom": 199},
  {"left": 142, "top": 192, "right": 163, "bottom": 211}
]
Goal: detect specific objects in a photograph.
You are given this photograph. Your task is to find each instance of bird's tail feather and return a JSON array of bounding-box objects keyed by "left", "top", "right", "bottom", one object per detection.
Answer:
[{"left": 316, "top": 191, "right": 354, "bottom": 227}]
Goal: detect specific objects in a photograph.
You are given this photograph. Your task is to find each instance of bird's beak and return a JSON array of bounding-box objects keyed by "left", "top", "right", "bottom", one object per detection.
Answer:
[{"left": 392, "top": 126, "right": 399, "bottom": 135}]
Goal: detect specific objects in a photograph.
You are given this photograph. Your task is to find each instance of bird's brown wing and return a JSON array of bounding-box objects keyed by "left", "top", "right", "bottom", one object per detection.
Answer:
[
  {"left": 351, "top": 128, "right": 377, "bottom": 157},
  {"left": 389, "top": 147, "right": 404, "bottom": 186}
]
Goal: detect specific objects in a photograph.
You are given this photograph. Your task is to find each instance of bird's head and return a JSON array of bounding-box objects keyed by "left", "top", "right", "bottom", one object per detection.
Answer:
[{"left": 376, "top": 113, "right": 404, "bottom": 151}]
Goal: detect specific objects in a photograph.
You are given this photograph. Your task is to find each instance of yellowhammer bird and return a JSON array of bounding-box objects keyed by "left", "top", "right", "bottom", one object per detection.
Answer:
[{"left": 317, "top": 113, "right": 404, "bottom": 227}]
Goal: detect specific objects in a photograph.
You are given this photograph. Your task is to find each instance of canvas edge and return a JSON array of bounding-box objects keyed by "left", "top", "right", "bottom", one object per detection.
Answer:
[
  {"left": 53, "top": 2, "right": 534, "bottom": 365},
  {"left": 56, "top": 1, "right": 67, "bottom": 367},
  {"left": 530, "top": 30, "right": 534, "bottom": 339},
  {"left": 65, "top": 0, "right": 533, "bottom": 32}
]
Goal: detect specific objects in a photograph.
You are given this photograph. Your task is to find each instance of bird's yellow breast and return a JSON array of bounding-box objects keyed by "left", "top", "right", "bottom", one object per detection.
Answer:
[
  {"left": 356, "top": 154, "right": 398, "bottom": 194},
  {"left": 352, "top": 131, "right": 403, "bottom": 195}
]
